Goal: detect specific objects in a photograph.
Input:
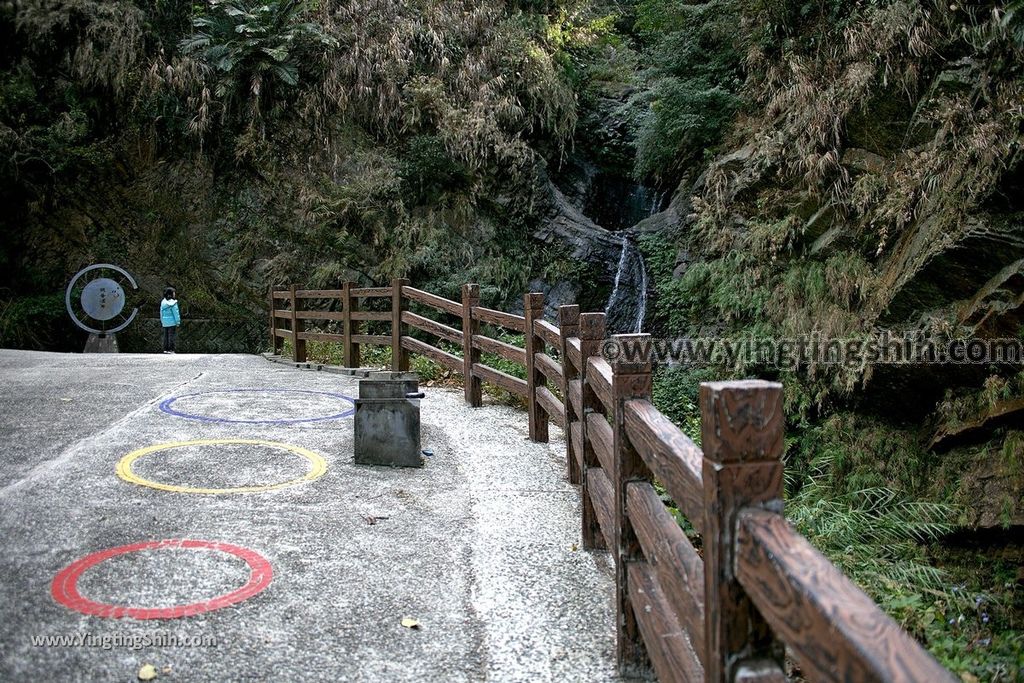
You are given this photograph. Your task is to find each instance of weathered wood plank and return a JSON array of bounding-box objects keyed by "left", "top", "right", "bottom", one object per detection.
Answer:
[
  {"left": 272, "top": 291, "right": 290, "bottom": 300},
  {"left": 628, "top": 562, "right": 705, "bottom": 683},
  {"left": 274, "top": 329, "right": 293, "bottom": 339},
  {"left": 568, "top": 379, "right": 582, "bottom": 421},
  {"left": 736, "top": 509, "right": 958, "bottom": 683},
  {"left": 342, "top": 281, "right": 358, "bottom": 367},
  {"left": 579, "top": 313, "right": 607, "bottom": 551},
  {"left": 700, "top": 380, "right": 786, "bottom": 682},
  {"left": 558, "top": 304, "right": 581, "bottom": 484},
  {"left": 566, "top": 337, "right": 582, "bottom": 368},
  {"left": 587, "top": 466, "right": 615, "bottom": 551},
  {"left": 524, "top": 292, "right": 547, "bottom": 442},
  {"left": 462, "top": 285, "right": 482, "bottom": 407},
  {"left": 472, "top": 334, "right": 527, "bottom": 365},
  {"left": 392, "top": 277, "right": 409, "bottom": 372},
  {"left": 402, "top": 286, "right": 463, "bottom": 317},
  {"left": 534, "top": 318, "right": 561, "bottom": 347},
  {"left": 585, "top": 412, "right": 614, "bottom": 476},
  {"left": 269, "top": 287, "right": 280, "bottom": 355},
  {"left": 570, "top": 421, "right": 583, "bottom": 476},
  {"left": 289, "top": 284, "right": 306, "bottom": 363},
  {"left": 534, "top": 352, "right": 563, "bottom": 385},
  {"left": 587, "top": 356, "right": 613, "bottom": 415},
  {"left": 536, "top": 385, "right": 564, "bottom": 428},
  {"left": 351, "top": 334, "right": 390, "bottom": 346},
  {"left": 296, "top": 310, "right": 345, "bottom": 321},
  {"left": 295, "top": 289, "right": 343, "bottom": 298},
  {"left": 298, "top": 331, "right": 345, "bottom": 343},
  {"left": 401, "top": 311, "right": 462, "bottom": 345},
  {"left": 624, "top": 398, "right": 704, "bottom": 533},
  {"left": 401, "top": 336, "right": 463, "bottom": 374},
  {"left": 627, "top": 480, "right": 705, "bottom": 661},
  {"left": 472, "top": 363, "right": 528, "bottom": 397},
  {"left": 351, "top": 287, "right": 392, "bottom": 298},
  {"left": 609, "top": 333, "right": 655, "bottom": 675},
  {"left": 350, "top": 310, "right": 391, "bottom": 321},
  {"left": 472, "top": 306, "right": 526, "bottom": 333}
]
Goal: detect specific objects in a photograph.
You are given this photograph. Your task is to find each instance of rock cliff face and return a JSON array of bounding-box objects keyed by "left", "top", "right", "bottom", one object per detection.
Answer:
[
  {"left": 532, "top": 167, "right": 623, "bottom": 265},
  {"left": 530, "top": 161, "right": 661, "bottom": 332}
]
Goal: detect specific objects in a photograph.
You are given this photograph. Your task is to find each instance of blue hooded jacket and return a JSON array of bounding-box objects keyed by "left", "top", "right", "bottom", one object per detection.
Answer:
[{"left": 160, "top": 298, "right": 181, "bottom": 327}]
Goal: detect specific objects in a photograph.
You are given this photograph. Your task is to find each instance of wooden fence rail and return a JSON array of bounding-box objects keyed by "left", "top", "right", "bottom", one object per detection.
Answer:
[{"left": 268, "top": 282, "right": 956, "bottom": 683}]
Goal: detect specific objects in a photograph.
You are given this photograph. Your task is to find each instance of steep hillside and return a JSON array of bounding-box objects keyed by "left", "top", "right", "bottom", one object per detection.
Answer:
[
  {"left": 619, "top": 1, "right": 1024, "bottom": 676},
  {"left": 1, "top": 1, "right": 1021, "bottom": 676},
  {"left": 0, "top": 0, "right": 597, "bottom": 345},
  {"left": 635, "top": 0, "right": 1023, "bottom": 522}
]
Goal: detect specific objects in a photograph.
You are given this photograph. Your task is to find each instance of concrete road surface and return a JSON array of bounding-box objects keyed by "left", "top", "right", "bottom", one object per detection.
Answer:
[{"left": 0, "top": 351, "right": 617, "bottom": 682}]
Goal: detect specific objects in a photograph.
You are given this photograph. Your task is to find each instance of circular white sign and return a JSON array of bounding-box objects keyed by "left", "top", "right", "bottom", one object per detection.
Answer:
[{"left": 80, "top": 278, "right": 125, "bottom": 321}]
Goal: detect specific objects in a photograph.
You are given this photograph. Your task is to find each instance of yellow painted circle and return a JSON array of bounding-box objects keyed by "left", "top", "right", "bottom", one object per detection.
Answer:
[{"left": 117, "top": 439, "right": 327, "bottom": 494}]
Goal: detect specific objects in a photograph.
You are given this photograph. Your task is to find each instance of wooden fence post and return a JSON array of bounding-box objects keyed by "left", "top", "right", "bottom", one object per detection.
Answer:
[
  {"left": 700, "top": 380, "right": 787, "bottom": 683},
  {"left": 289, "top": 284, "right": 306, "bottom": 363},
  {"left": 391, "top": 278, "right": 410, "bottom": 372},
  {"left": 269, "top": 286, "right": 280, "bottom": 355},
  {"left": 339, "top": 281, "right": 349, "bottom": 366},
  {"left": 579, "top": 311, "right": 606, "bottom": 550},
  {"left": 524, "top": 292, "right": 548, "bottom": 443},
  {"left": 461, "top": 284, "right": 482, "bottom": 407},
  {"left": 342, "top": 281, "right": 359, "bottom": 368},
  {"left": 610, "top": 333, "right": 653, "bottom": 676},
  {"left": 558, "top": 304, "right": 581, "bottom": 484}
]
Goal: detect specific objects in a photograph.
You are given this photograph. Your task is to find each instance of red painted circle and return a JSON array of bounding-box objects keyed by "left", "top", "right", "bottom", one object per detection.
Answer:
[{"left": 51, "top": 539, "right": 273, "bottom": 619}]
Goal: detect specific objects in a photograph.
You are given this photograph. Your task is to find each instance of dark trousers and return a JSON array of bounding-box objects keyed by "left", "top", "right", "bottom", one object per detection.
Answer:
[{"left": 162, "top": 325, "right": 177, "bottom": 352}]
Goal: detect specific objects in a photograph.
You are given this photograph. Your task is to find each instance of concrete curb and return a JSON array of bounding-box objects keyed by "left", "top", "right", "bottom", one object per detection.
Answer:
[{"left": 261, "top": 353, "right": 378, "bottom": 377}]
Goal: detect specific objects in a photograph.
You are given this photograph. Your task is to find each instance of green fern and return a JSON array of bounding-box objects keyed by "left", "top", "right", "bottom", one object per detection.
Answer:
[
  {"left": 179, "top": 0, "right": 336, "bottom": 127},
  {"left": 788, "top": 478, "right": 960, "bottom": 607}
]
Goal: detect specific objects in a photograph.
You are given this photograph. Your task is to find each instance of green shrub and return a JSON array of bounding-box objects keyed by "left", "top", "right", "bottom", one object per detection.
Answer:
[
  {"left": 179, "top": 0, "right": 336, "bottom": 130},
  {"left": 0, "top": 293, "right": 77, "bottom": 351},
  {"left": 635, "top": 79, "right": 740, "bottom": 179},
  {"left": 400, "top": 135, "right": 471, "bottom": 205},
  {"left": 651, "top": 364, "right": 713, "bottom": 443},
  {"left": 632, "top": 0, "right": 744, "bottom": 180}
]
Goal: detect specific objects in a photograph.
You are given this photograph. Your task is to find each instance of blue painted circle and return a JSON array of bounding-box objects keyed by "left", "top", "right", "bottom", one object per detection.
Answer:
[{"left": 159, "top": 388, "right": 355, "bottom": 424}]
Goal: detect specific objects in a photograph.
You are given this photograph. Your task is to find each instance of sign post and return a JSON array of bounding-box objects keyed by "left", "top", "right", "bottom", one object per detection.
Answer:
[{"left": 65, "top": 263, "right": 139, "bottom": 353}]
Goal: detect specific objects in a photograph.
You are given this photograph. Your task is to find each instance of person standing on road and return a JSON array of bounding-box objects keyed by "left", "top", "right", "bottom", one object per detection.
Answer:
[{"left": 160, "top": 287, "right": 181, "bottom": 354}]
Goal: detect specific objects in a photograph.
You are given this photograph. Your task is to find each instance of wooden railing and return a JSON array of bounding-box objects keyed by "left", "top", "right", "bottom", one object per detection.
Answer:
[
  {"left": 268, "top": 282, "right": 956, "bottom": 683},
  {"left": 269, "top": 280, "right": 566, "bottom": 431}
]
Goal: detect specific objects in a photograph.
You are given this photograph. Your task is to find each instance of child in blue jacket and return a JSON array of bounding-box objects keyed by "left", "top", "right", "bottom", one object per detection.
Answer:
[{"left": 160, "top": 287, "right": 181, "bottom": 353}]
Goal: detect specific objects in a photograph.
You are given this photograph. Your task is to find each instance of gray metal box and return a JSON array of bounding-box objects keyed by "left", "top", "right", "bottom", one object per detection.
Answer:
[{"left": 353, "top": 374, "right": 423, "bottom": 468}]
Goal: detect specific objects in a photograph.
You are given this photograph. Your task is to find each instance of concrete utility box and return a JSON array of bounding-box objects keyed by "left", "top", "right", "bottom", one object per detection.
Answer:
[{"left": 353, "top": 373, "right": 423, "bottom": 468}]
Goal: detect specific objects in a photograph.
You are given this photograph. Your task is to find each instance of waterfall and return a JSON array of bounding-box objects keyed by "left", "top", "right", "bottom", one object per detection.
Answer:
[
  {"left": 564, "top": 170, "right": 662, "bottom": 334},
  {"left": 634, "top": 250, "right": 648, "bottom": 333},
  {"left": 649, "top": 190, "right": 668, "bottom": 217},
  {"left": 604, "top": 237, "right": 648, "bottom": 334},
  {"left": 607, "top": 237, "right": 630, "bottom": 314}
]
